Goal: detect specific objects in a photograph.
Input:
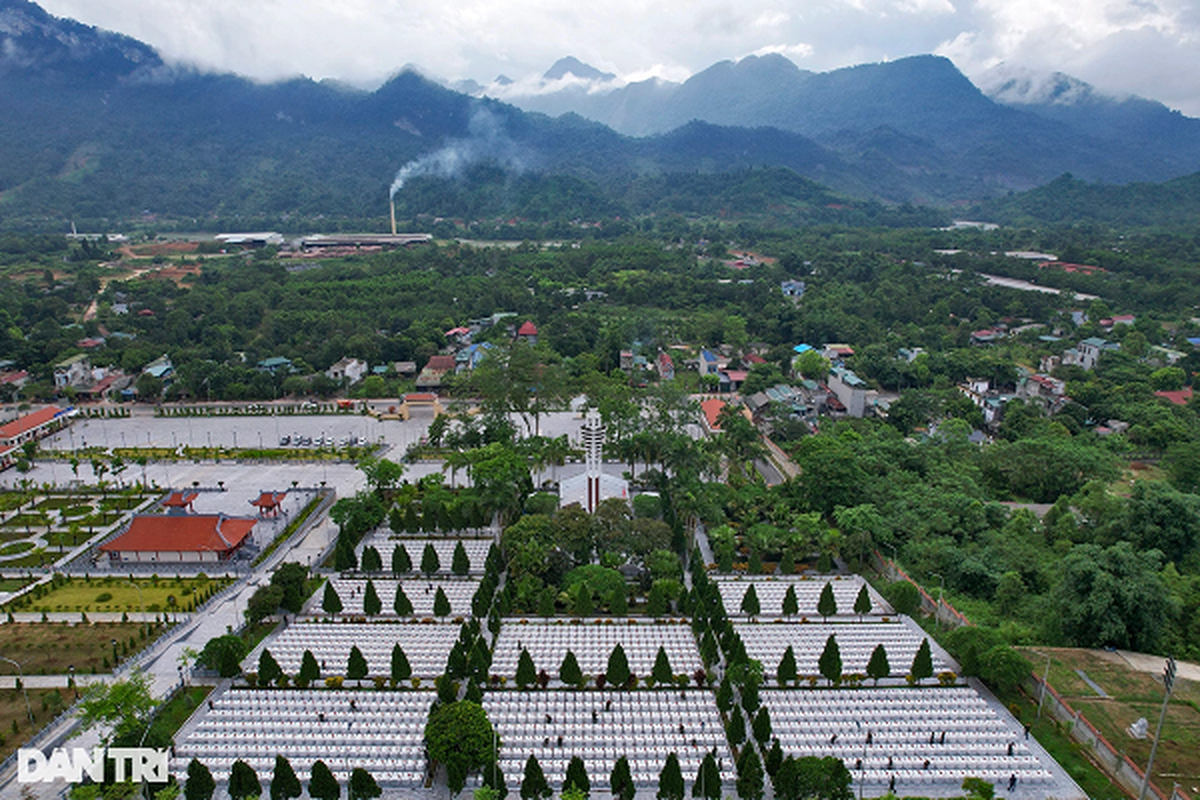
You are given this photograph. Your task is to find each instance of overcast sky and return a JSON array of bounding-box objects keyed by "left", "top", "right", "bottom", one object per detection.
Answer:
[{"left": 37, "top": 0, "right": 1200, "bottom": 116}]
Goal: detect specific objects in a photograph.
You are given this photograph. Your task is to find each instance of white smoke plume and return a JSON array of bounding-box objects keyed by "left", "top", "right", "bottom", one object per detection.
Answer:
[{"left": 389, "top": 106, "right": 531, "bottom": 199}]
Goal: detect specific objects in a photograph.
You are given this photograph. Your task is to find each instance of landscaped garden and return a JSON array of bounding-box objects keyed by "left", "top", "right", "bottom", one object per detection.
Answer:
[{"left": 3, "top": 574, "right": 229, "bottom": 614}]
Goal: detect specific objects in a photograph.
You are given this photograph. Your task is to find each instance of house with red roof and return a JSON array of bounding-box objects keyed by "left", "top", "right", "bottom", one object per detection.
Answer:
[
  {"left": 657, "top": 352, "right": 675, "bottom": 381},
  {"left": 250, "top": 491, "right": 288, "bottom": 517},
  {"left": 516, "top": 320, "right": 538, "bottom": 345},
  {"left": 1155, "top": 387, "right": 1194, "bottom": 407},
  {"left": 99, "top": 514, "right": 257, "bottom": 563},
  {"left": 415, "top": 355, "right": 457, "bottom": 389},
  {"left": 0, "top": 406, "right": 72, "bottom": 470}
]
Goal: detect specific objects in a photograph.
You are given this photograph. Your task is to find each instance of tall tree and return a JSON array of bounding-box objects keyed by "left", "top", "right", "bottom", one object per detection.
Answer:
[
  {"left": 394, "top": 584, "right": 414, "bottom": 616},
  {"left": 726, "top": 705, "right": 746, "bottom": 746},
  {"left": 652, "top": 646, "right": 674, "bottom": 685},
  {"left": 360, "top": 545, "right": 383, "bottom": 572},
  {"left": 866, "top": 644, "right": 890, "bottom": 685},
  {"left": 818, "top": 634, "right": 842, "bottom": 686},
  {"left": 393, "top": 543, "right": 412, "bottom": 573},
  {"left": 606, "top": 643, "right": 631, "bottom": 687},
  {"left": 610, "top": 756, "right": 636, "bottom": 800},
  {"left": 363, "top": 579, "right": 382, "bottom": 616},
  {"left": 308, "top": 760, "right": 340, "bottom": 800},
  {"left": 349, "top": 767, "right": 382, "bottom": 800},
  {"left": 322, "top": 582, "right": 343, "bottom": 615},
  {"left": 691, "top": 751, "right": 721, "bottom": 800},
  {"left": 270, "top": 755, "right": 302, "bottom": 800},
  {"left": 185, "top": 759, "right": 215, "bottom": 800},
  {"left": 258, "top": 648, "right": 282, "bottom": 687},
  {"left": 347, "top": 645, "right": 369, "bottom": 682},
  {"left": 735, "top": 745, "right": 764, "bottom": 800},
  {"left": 228, "top": 760, "right": 261, "bottom": 800},
  {"left": 564, "top": 755, "right": 591, "bottom": 797},
  {"left": 752, "top": 706, "right": 772, "bottom": 745},
  {"left": 853, "top": 584, "right": 872, "bottom": 621},
  {"left": 390, "top": 643, "right": 412, "bottom": 684},
  {"left": 425, "top": 701, "right": 498, "bottom": 795},
  {"left": 434, "top": 586, "right": 452, "bottom": 617},
  {"left": 560, "top": 650, "right": 583, "bottom": 686},
  {"left": 298, "top": 650, "right": 320, "bottom": 686},
  {"left": 910, "top": 638, "right": 934, "bottom": 685},
  {"left": 516, "top": 649, "right": 537, "bottom": 689},
  {"left": 777, "top": 646, "right": 797, "bottom": 687},
  {"left": 817, "top": 582, "right": 837, "bottom": 620},
  {"left": 740, "top": 585, "right": 761, "bottom": 617},
  {"left": 422, "top": 543, "right": 442, "bottom": 574},
  {"left": 521, "top": 755, "right": 551, "bottom": 800},
  {"left": 657, "top": 753, "right": 685, "bottom": 800},
  {"left": 781, "top": 584, "right": 798, "bottom": 617},
  {"left": 453, "top": 541, "right": 472, "bottom": 575}
]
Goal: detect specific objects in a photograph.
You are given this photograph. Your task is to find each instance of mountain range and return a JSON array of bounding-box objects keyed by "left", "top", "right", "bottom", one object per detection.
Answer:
[{"left": 1, "top": 0, "right": 1199, "bottom": 229}]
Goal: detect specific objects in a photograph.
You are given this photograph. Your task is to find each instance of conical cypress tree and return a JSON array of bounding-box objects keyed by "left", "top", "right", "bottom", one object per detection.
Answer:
[
  {"left": 606, "top": 643, "right": 630, "bottom": 687},
  {"left": 657, "top": 753, "right": 685, "bottom": 800},
  {"left": 574, "top": 583, "right": 594, "bottom": 616},
  {"left": 727, "top": 705, "right": 746, "bottom": 746},
  {"left": 360, "top": 546, "right": 382, "bottom": 572},
  {"left": 363, "top": 579, "right": 382, "bottom": 616},
  {"left": 854, "top": 583, "right": 872, "bottom": 620},
  {"left": 270, "top": 754, "right": 302, "bottom": 800},
  {"left": 349, "top": 767, "right": 382, "bottom": 800},
  {"left": 394, "top": 584, "right": 413, "bottom": 615},
  {"left": 777, "top": 645, "right": 797, "bottom": 686},
  {"left": 538, "top": 586, "right": 556, "bottom": 618},
  {"left": 391, "top": 643, "right": 411, "bottom": 682},
  {"left": 516, "top": 648, "right": 537, "bottom": 689},
  {"left": 764, "top": 739, "right": 783, "bottom": 778},
  {"left": 911, "top": 638, "right": 933, "bottom": 684},
  {"left": 433, "top": 586, "right": 451, "bottom": 616},
  {"left": 560, "top": 650, "right": 583, "bottom": 686},
  {"left": 258, "top": 648, "right": 282, "bottom": 687},
  {"left": 817, "top": 582, "right": 837, "bottom": 620},
  {"left": 298, "top": 649, "right": 320, "bottom": 685},
  {"left": 691, "top": 751, "right": 721, "bottom": 800},
  {"left": 652, "top": 646, "right": 673, "bottom": 685},
  {"left": 421, "top": 543, "right": 441, "bottom": 574},
  {"left": 393, "top": 543, "right": 412, "bottom": 573},
  {"left": 521, "top": 755, "right": 551, "bottom": 800},
  {"left": 308, "top": 760, "right": 340, "bottom": 800},
  {"left": 819, "top": 634, "right": 842, "bottom": 686},
  {"left": 610, "top": 756, "right": 635, "bottom": 800},
  {"left": 735, "top": 746, "right": 764, "bottom": 800},
  {"left": 646, "top": 584, "right": 667, "bottom": 617},
  {"left": 751, "top": 706, "right": 772, "bottom": 745},
  {"left": 452, "top": 541, "right": 471, "bottom": 575},
  {"left": 322, "top": 583, "right": 343, "bottom": 615},
  {"left": 228, "top": 760, "right": 260, "bottom": 800},
  {"left": 740, "top": 585, "right": 760, "bottom": 617},
  {"left": 347, "top": 645, "right": 368, "bottom": 681},
  {"left": 186, "top": 759, "right": 215, "bottom": 800},
  {"left": 564, "top": 755, "right": 590, "bottom": 797},
  {"left": 866, "top": 643, "right": 890, "bottom": 685},
  {"left": 781, "top": 584, "right": 799, "bottom": 617}
]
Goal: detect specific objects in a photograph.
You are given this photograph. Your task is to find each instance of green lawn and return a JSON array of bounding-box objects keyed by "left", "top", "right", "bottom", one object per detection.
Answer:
[
  {"left": 0, "top": 621, "right": 163, "bottom": 675},
  {"left": 11, "top": 576, "right": 226, "bottom": 613}
]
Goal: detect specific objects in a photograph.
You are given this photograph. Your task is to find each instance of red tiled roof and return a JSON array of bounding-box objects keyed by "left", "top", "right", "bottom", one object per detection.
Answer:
[
  {"left": 1155, "top": 387, "right": 1194, "bottom": 406},
  {"left": 424, "top": 355, "right": 456, "bottom": 372},
  {"left": 162, "top": 492, "right": 199, "bottom": 508},
  {"left": 722, "top": 370, "right": 750, "bottom": 382},
  {"left": 517, "top": 321, "right": 538, "bottom": 336},
  {"left": 250, "top": 491, "right": 287, "bottom": 509},
  {"left": 0, "top": 370, "right": 28, "bottom": 385},
  {"left": 0, "top": 407, "right": 61, "bottom": 441},
  {"left": 701, "top": 398, "right": 727, "bottom": 430},
  {"left": 745, "top": 354, "right": 767, "bottom": 365},
  {"left": 658, "top": 352, "right": 673, "bottom": 366},
  {"left": 445, "top": 327, "right": 470, "bottom": 337},
  {"left": 100, "top": 515, "right": 255, "bottom": 554}
]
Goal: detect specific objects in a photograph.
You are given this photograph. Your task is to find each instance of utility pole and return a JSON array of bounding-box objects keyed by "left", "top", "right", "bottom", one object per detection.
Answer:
[{"left": 1137, "top": 656, "right": 1176, "bottom": 800}]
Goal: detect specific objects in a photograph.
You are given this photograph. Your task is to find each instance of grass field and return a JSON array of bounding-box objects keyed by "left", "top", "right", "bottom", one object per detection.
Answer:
[
  {"left": 0, "top": 687, "right": 72, "bottom": 763},
  {"left": 11, "top": 575, "right": 226, "bottom": 613},
  {"left": 0, "top": 621, "right": 163, "bottom": 675},
  {"left": 1018, "top": 647, "right": 1200, "bottom": 798}
]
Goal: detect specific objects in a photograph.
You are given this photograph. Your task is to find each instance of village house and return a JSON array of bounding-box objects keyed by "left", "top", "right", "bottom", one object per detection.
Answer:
[{"left": 325, "top": 357, "right": 368, "bottom": 385}]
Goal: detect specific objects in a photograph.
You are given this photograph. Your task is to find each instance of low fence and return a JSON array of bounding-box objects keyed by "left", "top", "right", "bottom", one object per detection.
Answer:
[
  {"left": 873, "top": 551, "right": 972, "bottom": 629},
  {"left": 1028, "top": 673, "right": 1192, "bottom": 800}
]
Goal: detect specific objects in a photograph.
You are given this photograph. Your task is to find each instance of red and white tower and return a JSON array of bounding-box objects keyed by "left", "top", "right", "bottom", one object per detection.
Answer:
[{"left": 580, "top": 410, "right": 606, "bottom": 513}]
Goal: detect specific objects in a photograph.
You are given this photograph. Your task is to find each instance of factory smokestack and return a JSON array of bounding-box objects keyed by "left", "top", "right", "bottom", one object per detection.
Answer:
[{"left": 390, "top": 198, "right": 397, "bottom": 236}]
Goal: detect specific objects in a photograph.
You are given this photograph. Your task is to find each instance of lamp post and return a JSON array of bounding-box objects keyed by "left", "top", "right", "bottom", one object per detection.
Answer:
[
  {"left": 68, "top": 664, "right": 76, "bottom": 699},
  {"left": 127, "top": 578, "right": 147, "bottom": 625},
  {"left": 112, "top": 638, "right": 119, "bottom": 670},
  {"left": 1138, "top": 657, "right": 1177, "bottom": 800},
  {"left": 0, "top": 655, "right": 36, "bottom": 725}
]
